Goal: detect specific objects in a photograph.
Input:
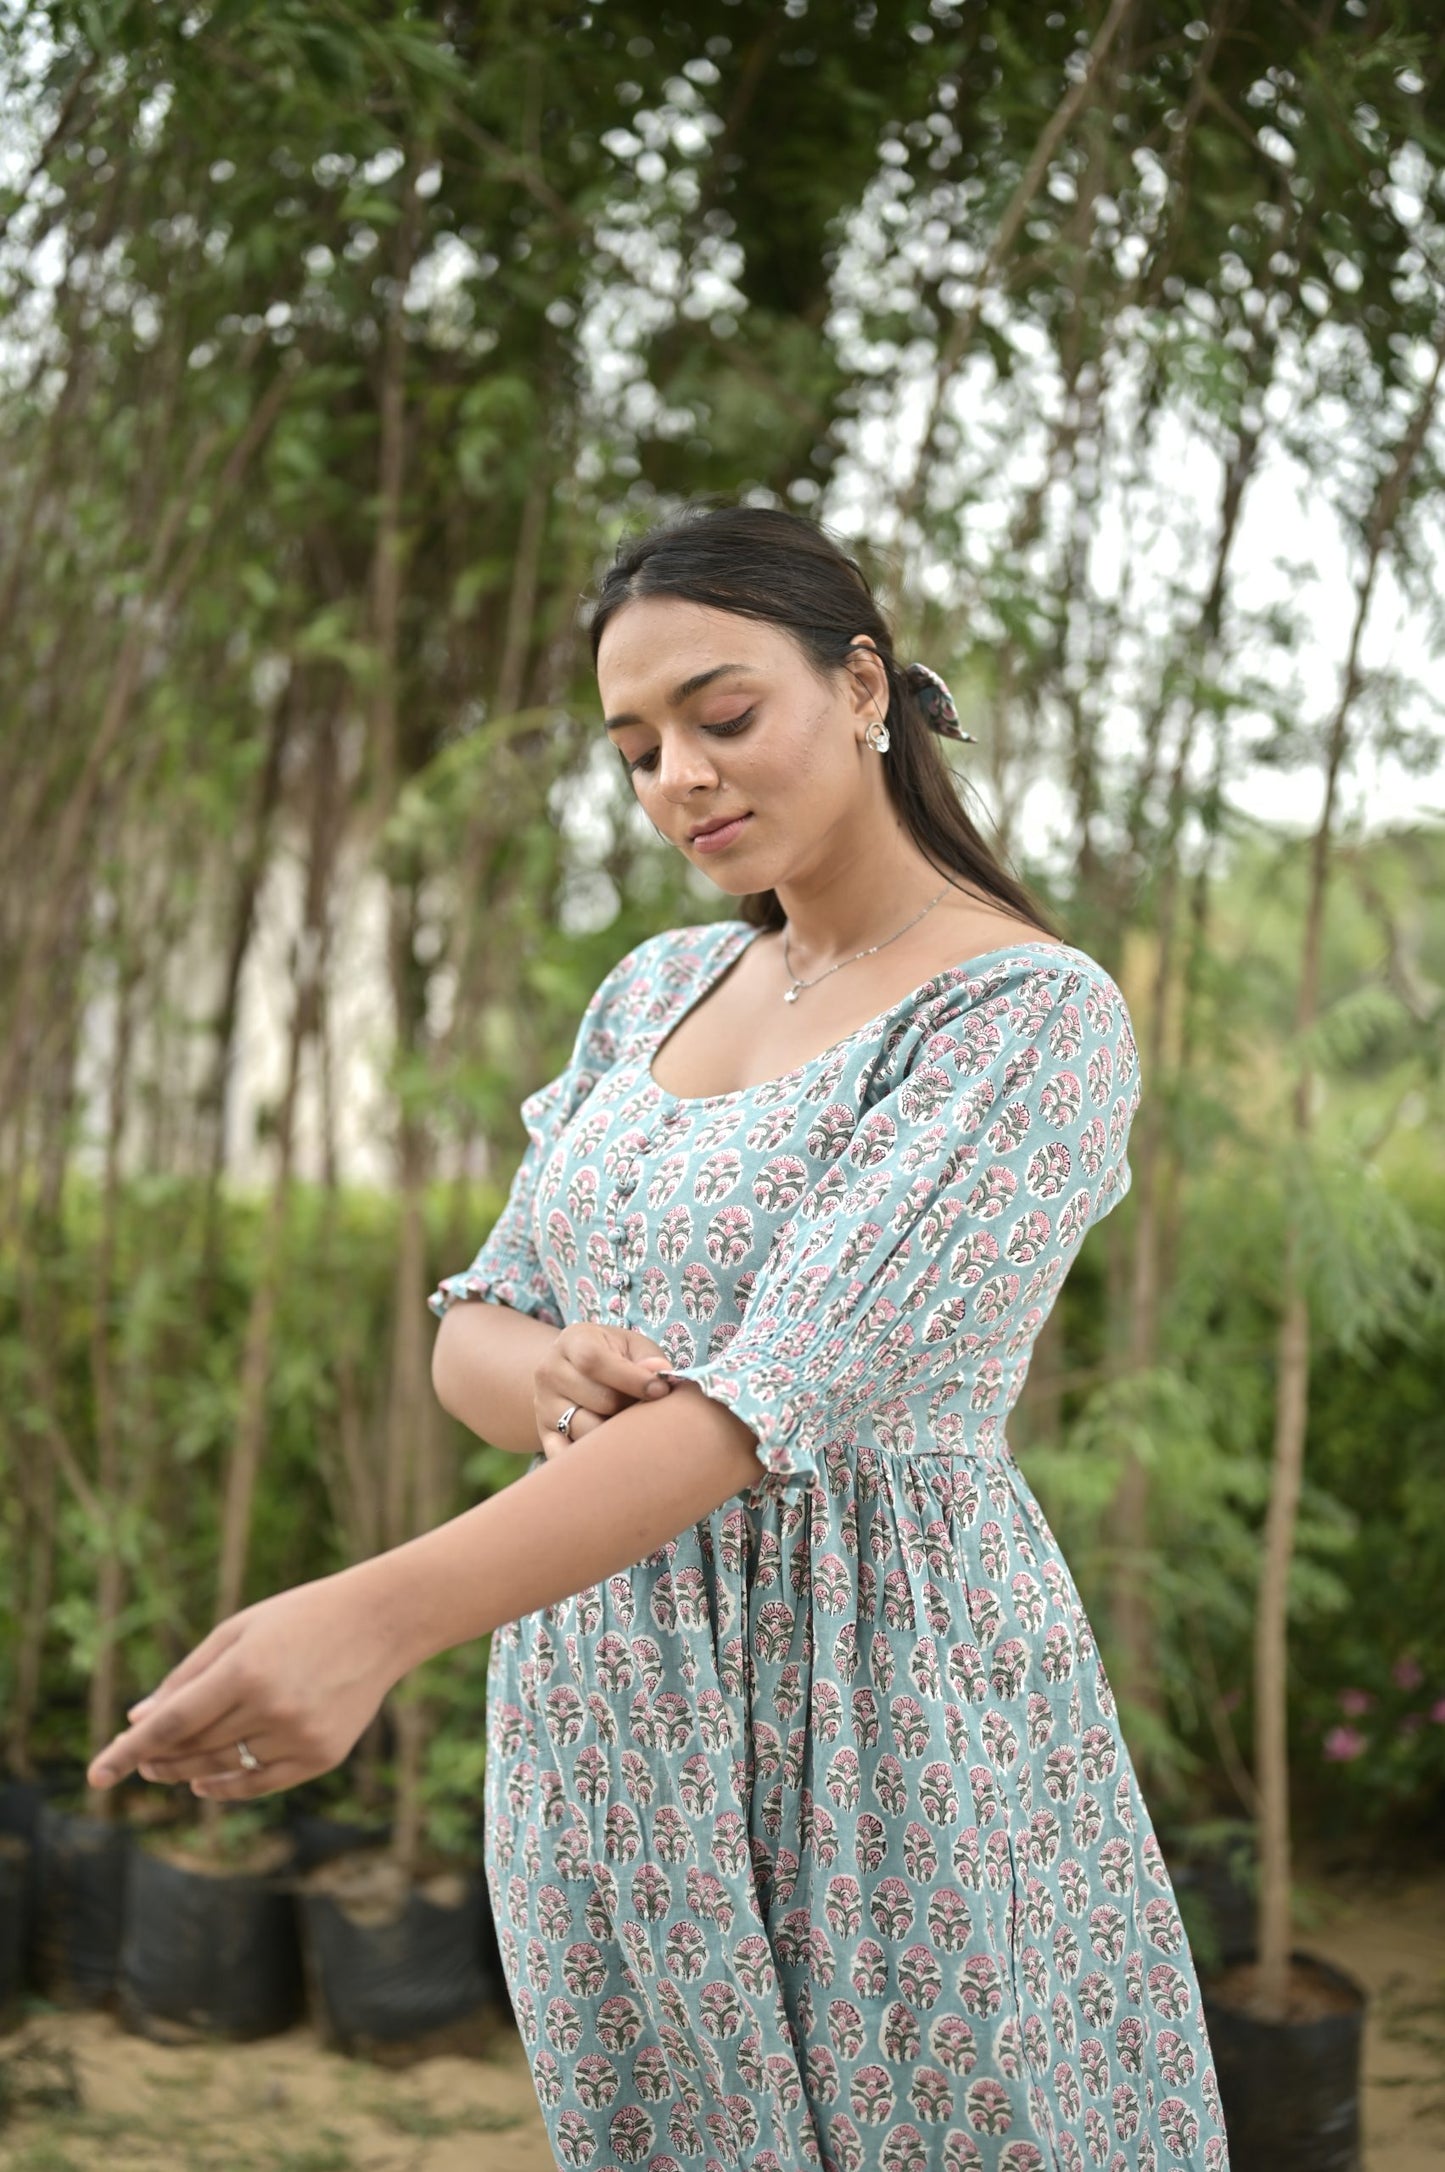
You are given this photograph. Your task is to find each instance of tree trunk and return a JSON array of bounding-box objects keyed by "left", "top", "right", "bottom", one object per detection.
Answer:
[
  {"left": 0, "top": 342, "right": 292, "bottom": 1118},
  {"left": 894, "top": 0, "right": 1141, "bottom": 536},
  {"left": 213, "top": 715, "right": 342, "bottom": 1628},
  {"left": 493, "top": 459, "right": 550, "bottom": 723},
  {"left": 4, "top": 1429, "right": 56, "bottom": 1777},
  {"left": 384, "top": 1123, "right": 435, "bottom": 1877},
  {"left": 86, "top": 916, "right": 139, "bottom": 1789},
  {"left": 1105, "top": 373, "right": 1270, "bottom": 1749},
  {"left": 1254, "top": 1252, "right": 1309, "bottom": 2006},
  {"left": 198, "top": 683, "right": 295, "bottom": 1285}
]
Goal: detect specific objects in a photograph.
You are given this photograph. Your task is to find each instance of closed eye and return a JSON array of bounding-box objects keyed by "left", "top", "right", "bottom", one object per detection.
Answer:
[{"left": 625, "top": 710, "right": 755, "bottom": 775}]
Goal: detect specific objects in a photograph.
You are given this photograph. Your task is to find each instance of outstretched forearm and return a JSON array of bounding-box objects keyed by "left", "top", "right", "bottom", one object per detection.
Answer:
[
  {"left": 350, "top": 1380, "right": 762, "bottom": 1672},
  {"left": 431, "top": 1298, "right": 558, "bottom": 1455},
  {"left": 81, "top": 1387, "right": 762, "bottom": 1802}
]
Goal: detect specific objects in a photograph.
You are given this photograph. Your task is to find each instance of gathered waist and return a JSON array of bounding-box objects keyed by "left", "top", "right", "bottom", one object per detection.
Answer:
[
  {"left": 850, "top": 1412, "right": 1020, "bottom": 1467},
  {"left": 865, "top": 1442, "right": 1018, "bottom": 1465}
]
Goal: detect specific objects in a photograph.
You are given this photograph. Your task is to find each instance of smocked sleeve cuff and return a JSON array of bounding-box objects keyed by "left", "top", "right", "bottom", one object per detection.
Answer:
[
  {"left": 427, "top": 1252, "right": 564, "bottom": 1328},
  {"left": 677, "top": 1352, "right": 831, "bottom": 1498}
]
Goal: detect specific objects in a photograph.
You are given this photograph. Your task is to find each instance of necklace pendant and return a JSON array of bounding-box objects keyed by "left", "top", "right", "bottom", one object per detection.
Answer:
[{"left": 777, "top": 881, "right": 951, "bottom": 1009}]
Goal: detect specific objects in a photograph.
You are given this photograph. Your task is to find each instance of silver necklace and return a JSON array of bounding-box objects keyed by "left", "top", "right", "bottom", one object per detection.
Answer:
[{"left": 780, "top": 881, "right": 952, "bottom": 1005}]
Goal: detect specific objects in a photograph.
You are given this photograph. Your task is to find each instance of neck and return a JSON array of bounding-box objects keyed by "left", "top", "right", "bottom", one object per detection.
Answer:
[{"left": 772, "top": 844, "right": 952, "bottom": 970}]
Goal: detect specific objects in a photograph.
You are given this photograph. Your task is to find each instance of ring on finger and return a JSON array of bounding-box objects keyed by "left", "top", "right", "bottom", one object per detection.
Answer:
[{"left": 555, "top": 1403, "right": 579, "bottom": 1441}]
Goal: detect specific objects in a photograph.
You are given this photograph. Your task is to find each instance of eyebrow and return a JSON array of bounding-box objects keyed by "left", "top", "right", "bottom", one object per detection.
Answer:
[{"left": 603, "top": 663, "right": 757, "bottom": 733}]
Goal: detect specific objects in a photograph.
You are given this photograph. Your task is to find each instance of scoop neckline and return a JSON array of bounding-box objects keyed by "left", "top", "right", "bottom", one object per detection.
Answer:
[{"left": 641, "top": 921, "right": 1092, "bottom": 1109}]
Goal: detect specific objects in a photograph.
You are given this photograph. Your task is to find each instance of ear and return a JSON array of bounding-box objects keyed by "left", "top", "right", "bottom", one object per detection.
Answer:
[{"left": 843, "top": 636, "right": 889, "bottom": 722}]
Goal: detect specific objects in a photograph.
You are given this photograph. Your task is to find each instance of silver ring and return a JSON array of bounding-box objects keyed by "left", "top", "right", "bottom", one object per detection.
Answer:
[
  {"left": 555, "top": 1403, "right": 579, "bottom": 1440},
  {"left": 235, "top": 1739, "right": 262, "bottom": 1773}
]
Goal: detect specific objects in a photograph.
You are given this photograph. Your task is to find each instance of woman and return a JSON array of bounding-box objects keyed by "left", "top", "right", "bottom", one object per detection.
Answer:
[{"left": 91, "top": 505, "right": 1228, "bottom": 2171}]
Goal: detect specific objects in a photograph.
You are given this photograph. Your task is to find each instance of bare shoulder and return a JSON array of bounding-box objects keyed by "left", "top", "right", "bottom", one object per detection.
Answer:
[{"left": 926, "top": 899, "right": 1068, "bottom": 974}]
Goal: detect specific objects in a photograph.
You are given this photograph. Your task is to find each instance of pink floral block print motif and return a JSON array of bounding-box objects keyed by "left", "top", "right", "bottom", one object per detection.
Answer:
[{"left": 429, "top": 921, "right": 1230, "bottom": 2172}]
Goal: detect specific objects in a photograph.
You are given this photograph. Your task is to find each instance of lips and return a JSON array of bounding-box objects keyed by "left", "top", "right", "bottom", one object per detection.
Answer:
[{"left": 689, "top": 813, "right": 750, "bottom": 841}]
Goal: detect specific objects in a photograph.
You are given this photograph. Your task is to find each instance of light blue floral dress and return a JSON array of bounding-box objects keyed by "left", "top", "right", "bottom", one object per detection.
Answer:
[{"left": 429, "top": 920, "right": 1229, "bottom": 2172}]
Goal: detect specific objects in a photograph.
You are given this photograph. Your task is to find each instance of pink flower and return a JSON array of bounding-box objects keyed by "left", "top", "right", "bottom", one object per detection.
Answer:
[
  {"left": 1336, "top": 1688, "right": 1374, "bottom": 1717},
  {"left": 1392, "top": 1656, "right": 1425, "bottom": 1692},
  {"left": 1431, "top": 1698, "right": 1445, "bottom": 1725},
  {"left": 1322, "top": 1726, "right": 1368, "bottom": 1762}
]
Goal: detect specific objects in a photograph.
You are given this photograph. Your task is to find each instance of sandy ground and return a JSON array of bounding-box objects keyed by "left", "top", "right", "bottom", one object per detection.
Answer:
[
  {"left": 1299, "top": 1861, "right": 1445, "bottom": 2172},
  {"left": 0, "top": 2000, "right": 548, "bottom": 2172},
  {"left": 0, "top": 1866, "right": 1440, "bottom": 2171}
]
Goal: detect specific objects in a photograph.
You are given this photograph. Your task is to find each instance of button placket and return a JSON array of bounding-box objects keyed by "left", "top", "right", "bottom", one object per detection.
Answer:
[{"left": 606, "top": 1125, "right": 660, "bottom": 1307}]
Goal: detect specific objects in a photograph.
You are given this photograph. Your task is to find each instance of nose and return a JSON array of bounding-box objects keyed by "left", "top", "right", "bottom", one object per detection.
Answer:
[{"left": 653, "top": 734, "right": 723, "bottom": 801}]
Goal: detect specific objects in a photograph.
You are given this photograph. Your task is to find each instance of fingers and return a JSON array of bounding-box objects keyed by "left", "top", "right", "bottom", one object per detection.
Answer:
[
  {"left": 543, "top": 1354, "right": 632, "bottom": 1420},
  {"left": 533, "top": 1333, "right": 675, "bottom": 1464},
  {"left": 124, "top": 1618, "right": 243, "bottom": 1722},
  {"left": 554, "top": 1326, "right": 676, "bottom": 1408},
  {"left": 540, "top": 1406, "right": 605, "bottom": 1461},
  {"left": 534, "top": 1325, "right": 680, "bottom": 1458},
  {"left": 621, "top": 1327, "right": 675, "bottom": 1374},
  {"left": 178, "top": 1736, "right": 277, "bottom": 1790},
  {"left": 189, "top": 1754, "right": 309, "bottom": 1803},
  {"left": 135, "top": 1720, "right": 270, "bottom": 1784},
  {"left": 88, "top": 1674, "right": 248, "bottom": 1789},
  {"left": 544, "top": 1355, "right": 673, "bottom": 1426}
]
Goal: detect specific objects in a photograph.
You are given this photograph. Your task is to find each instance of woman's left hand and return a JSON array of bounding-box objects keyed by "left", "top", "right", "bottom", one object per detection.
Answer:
[{"left": 85, "top": 1569, "right": 404, "bottom": 1802}]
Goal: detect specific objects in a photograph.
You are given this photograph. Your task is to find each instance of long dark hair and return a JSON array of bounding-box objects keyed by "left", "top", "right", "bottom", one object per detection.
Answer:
[{"left": 587, "top": 502, "right": 1058, "bottom": 938}]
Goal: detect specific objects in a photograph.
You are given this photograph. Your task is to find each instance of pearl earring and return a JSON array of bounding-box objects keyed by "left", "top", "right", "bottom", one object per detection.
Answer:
[{"left": 864, "top": 715, "right": 890, "bottom": 754}]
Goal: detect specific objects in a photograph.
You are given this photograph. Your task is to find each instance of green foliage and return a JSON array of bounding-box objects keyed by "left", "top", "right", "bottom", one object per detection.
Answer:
[
  {"left": 155, "top": 1802, "right": 290, "bottom": 1863},
  {"left": 1020, "top": 826, "right": 1445, "bottom": 1834},
  {"left": 0, "top": 1172, "right": 505, "bottom": 1783},
  {"left": 413, "top": 1635, "right": 493, "bottom": 1862},
  {"left": 1290, "top": 1299, "right": 1445, "bottom": 1836},
  {"left": 2, "top": 0, "right": 1445, "bottom": 1872}
]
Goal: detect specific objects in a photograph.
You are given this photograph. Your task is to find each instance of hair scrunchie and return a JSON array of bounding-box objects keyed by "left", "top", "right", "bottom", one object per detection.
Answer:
[{"left": 904, "top": 660, "right": 974, "bottom": 742}]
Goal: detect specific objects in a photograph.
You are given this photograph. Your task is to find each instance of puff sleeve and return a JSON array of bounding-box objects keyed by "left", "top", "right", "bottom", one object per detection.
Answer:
[
  {"left": 678, "top": 950, "right": 1141, "bottom": 1496},
  {"left": 428, "top": 940, "right": 652, "bottom": 1326}
]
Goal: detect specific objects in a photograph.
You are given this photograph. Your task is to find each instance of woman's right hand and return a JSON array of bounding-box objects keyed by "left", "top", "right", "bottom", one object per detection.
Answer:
[{"left": 533, "top": 1322, "right": 677, "bottom": 1459}]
